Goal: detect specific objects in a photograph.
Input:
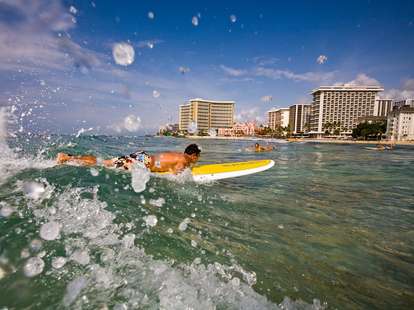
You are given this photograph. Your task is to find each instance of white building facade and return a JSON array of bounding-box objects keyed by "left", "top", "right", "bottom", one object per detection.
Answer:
[
  {"left": 267, "top": 108, "right": 290, "bottom": 130},
  {"left": 309, "top": 86, "right": 384, "bottom": 136},
  {"left": 386, "top": 107, "right": 414, "bottom": 141}
]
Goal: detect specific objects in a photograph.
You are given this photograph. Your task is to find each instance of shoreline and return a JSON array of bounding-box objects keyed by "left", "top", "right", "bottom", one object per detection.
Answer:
[{"left": 182, "top": 135, "right": 414, "bottom": 146}]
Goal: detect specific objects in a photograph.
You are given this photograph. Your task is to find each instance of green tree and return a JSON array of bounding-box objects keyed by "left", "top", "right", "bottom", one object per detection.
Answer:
[{"left": 352, "top": 121, "right": 387, "bottom": 140}]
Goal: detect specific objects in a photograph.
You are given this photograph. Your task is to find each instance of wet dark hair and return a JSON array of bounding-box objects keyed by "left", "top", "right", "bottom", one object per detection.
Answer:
[{"left": 184, "top": 144, "right": 201, "bottom": 156}]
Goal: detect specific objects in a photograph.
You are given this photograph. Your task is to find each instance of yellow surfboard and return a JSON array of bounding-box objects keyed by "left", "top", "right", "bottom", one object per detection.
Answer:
[{"left": 156, "top": 159, "right": 274, "bottom": 182}]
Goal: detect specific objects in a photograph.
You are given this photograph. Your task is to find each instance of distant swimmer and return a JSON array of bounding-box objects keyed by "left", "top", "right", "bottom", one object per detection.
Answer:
[
  {"left": 251, "top": 143, "right": 274, "bottom": 152},
  {"left": 56, "top": 143, "right": 201, "bottom": 174},
  {"left": 375, "top": 144, "right": 394, "bottom": 151}
]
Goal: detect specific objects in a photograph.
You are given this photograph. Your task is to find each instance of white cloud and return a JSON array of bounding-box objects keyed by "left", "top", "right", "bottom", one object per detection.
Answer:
[
  {"left": 0, "top": 0, "right": 101, "bottom": 73},
  {"left": 316, "top": 55, "right": 328, "bottom": 65},
  {"left": 402, "top": 78, "right": 414, "bottom": 91},
  {"left": 252, "top": 56, "right": 279, "bottom": 66},
  {"left": 342, "top": 73, "right": 381, "bottom": 87},
  {"left": 220, "top": 65, "right": 247, "bottom": 77},
  {"left": 380, "top": 88, "right": 414, "bottom": 100},
  {"left": 221, "top": 63, "right": 335, "bottom": 83},
  {"left": 255, "top": 67, "right": 335, "bottom": 82}
]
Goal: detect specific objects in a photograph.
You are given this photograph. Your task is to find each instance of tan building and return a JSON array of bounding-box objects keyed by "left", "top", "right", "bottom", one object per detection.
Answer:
[
  {"left": 267, "top": 108, "right": 290, "bottom": 130},
  {"left": 179, "top": 98, "right": 235, "bottom": 133},
  {"left": 289, "top": 104, "right": 311, "bottom": 134},
  {"left": 309, "top": 85, "right": 384, "bottom": 135}
]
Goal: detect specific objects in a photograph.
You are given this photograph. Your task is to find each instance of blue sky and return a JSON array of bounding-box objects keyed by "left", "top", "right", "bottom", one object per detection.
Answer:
[{"left": 0, "top": 0, "right": 413, "bottom": 134}]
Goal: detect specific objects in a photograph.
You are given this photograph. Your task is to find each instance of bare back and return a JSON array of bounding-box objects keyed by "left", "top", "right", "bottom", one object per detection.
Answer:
[{"left": 149, "top": 152, "right": 192, "bottom": 173}]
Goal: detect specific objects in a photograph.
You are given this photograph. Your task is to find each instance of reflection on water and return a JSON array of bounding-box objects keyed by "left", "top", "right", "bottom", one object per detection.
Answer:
[{"left": 1, "top": 135, "right": 414, "bottom": 309}]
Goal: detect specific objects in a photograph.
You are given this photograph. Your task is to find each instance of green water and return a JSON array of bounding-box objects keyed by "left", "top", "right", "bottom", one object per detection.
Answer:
[{"left": 0, "top": 136, "right": 413, "bottom": 309}]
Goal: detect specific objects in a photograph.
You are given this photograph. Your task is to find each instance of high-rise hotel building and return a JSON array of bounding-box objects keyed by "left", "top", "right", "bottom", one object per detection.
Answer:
[
  {"left": 309, "top": 86, "right": 384, "bottom": 135},
  {"left": 179, "top": 98, "right": 235, "bottom": 133},
  {"left": 374, "top": 99, "right": 393, "bottom": 117},
  {"left": 267, "top": 108, "right": 290, "bottom": 130},
  {"left": 289, "top": 104, "right": 311, "bottom": 134}
]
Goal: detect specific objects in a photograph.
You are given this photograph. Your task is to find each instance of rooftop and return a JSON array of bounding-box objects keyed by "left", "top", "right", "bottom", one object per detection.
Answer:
[
  {"left": 189, "top": 98, "right": 235, "bottom": 104},
  {"left": 311, "top": 85, "right": 384, "bottom": 94},
  {"left": 267, "top": 107, "right": 290, "bottom": 113}
]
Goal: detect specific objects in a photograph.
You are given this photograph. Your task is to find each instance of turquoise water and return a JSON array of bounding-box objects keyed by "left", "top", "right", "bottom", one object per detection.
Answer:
[{"left": 0, "top": 135, "right": 413, "bottom": 309}]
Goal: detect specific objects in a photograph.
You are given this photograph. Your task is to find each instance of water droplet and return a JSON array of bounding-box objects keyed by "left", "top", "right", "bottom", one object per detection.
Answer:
[
  {"left": 187, "top": 121, "right": 197, "bottom": 134},
  {"left": 192, "top": 16, "right": 199, "bottom": 26},
  {"left": 144, "top": 215, "right": 158, "bottom": 227},
  {"left": 52, "top": 256, "right": 67, "bottom": 269},
  {"left": 230, "top": 14, "right": 237, "bottom": 23},
  {"left": 69, "top": 5, "right": 78, "bottom": 15},
  {"left": 112, "top": 43, "right": 135, "bottom": 66},
  {"left": 40, "top": 221, "right": 60, "bottom": 240},
  {"left": 23, "top": 257, "right": 45, "bottom": 277},
  {"left": 178, "top": 218, "right": 190, "bottom": 231},
  {"left": 152, "top": 90, "right": 160, "bottom": 98},
  {"left": 148, "top": 11, "right": 155, "bottom": 19}
]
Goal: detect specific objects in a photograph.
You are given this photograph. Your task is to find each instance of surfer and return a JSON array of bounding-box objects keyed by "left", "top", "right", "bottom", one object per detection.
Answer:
[
  {"left": 252, "top": 143, "right": 274, "bottom": 152},
  {"left": 56, "top": 143, "right": 202, "bottom": 174}
]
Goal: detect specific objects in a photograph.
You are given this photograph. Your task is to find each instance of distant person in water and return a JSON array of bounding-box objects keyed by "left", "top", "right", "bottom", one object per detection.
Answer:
[
  {"left": 56, "top": 144, "right": 202, "bottom": 174},
  {"left": 253, "top": 143, "right": 274, "bottom": 152}
]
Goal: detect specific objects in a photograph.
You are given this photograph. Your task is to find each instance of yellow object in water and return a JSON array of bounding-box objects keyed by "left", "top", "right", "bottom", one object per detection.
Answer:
[{"left": 156, "top": 159, "right": 275, "bottom": 182}]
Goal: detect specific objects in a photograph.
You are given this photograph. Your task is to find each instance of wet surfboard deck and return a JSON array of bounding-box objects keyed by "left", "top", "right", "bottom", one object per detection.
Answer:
[{"left": 155, "top": 159, "right": 275, "bottom": 182}]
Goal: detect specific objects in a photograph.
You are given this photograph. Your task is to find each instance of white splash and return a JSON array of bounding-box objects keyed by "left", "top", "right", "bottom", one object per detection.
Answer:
[
  {"left": 148, "top": 11, "right": 155, "bottom": 19},
  {"left": 208, "top": 128, "right": 217, "bottom": 137},
  {"left": 63, "top": 277, "right": 88, "bottom": 306},
  {"left": 90, "top": 168, "right": 99, "bottom": 176},
  {"left": 178, "top": 218, "right": 191, "bottom": 231},
  {"left": 23, "top": 257, "right": 45, "bottom": 277},
  {"left": 75, "top": 127, "right": 93, "bottom": 137},
  {"left": 149, "top": 197, "right": 165, "bottom": 207},
  {"left": 144, "top": 215, "right": 158, "bottom": 227},
  {"left": 52, "top": 256, "right": 67, "bottom": 269},
  {"left": 70, "top": 249, "right": 90, "bottom": 265},
  {"left": 23, "top": 182, "right": 46, "bottom": 200},
  {"left": 0, "top": 202, "right": 14, "bottom": 217},
  {"left": 112, "top": 43, "right": 135, "bottom": 66},
  {"left": 230, "top": 14, "right": 237, "bottom": 23},
  {"left": 130, "top": 163, "right": 150, "bottom": 193},
  {"left": 192, "top": 16, "right": 199, "bottom": 26}
]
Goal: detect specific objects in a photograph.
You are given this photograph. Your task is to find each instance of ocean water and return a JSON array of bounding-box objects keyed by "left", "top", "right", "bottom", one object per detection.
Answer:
[{"left": 0, "top": 131, "right": 414, "bottom": 309}]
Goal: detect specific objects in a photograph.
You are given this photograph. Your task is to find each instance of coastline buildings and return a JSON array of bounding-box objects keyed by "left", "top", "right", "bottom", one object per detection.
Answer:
[
  {"left": 386, "top": 106, "right": 414, "bottom": 141},
  {"left": 267, "top": 108, "right": 290, "bottom": 130},
  {"left": 158, "top": 123, "right": 179, "bottom": 135},
  {"left": 218, "top": 122, "right": 257, "bottom": 137},
  {"left": 179, "top": 98, "right": 235, "bottom": 134},
  {"left": 309, "top": 85, "right": 384, "bottom": 136},
  {"left": 289, "top": 104, "right": 311, "bottom": 134}
]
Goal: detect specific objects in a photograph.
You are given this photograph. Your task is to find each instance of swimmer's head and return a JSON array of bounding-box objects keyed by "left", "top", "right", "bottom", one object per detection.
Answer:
[
  {"left": 255, "top": 143, "right": 259, "bottom": 147},
  {"left": 184, "top": 144, "right": 201, "bottom": 162}
]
